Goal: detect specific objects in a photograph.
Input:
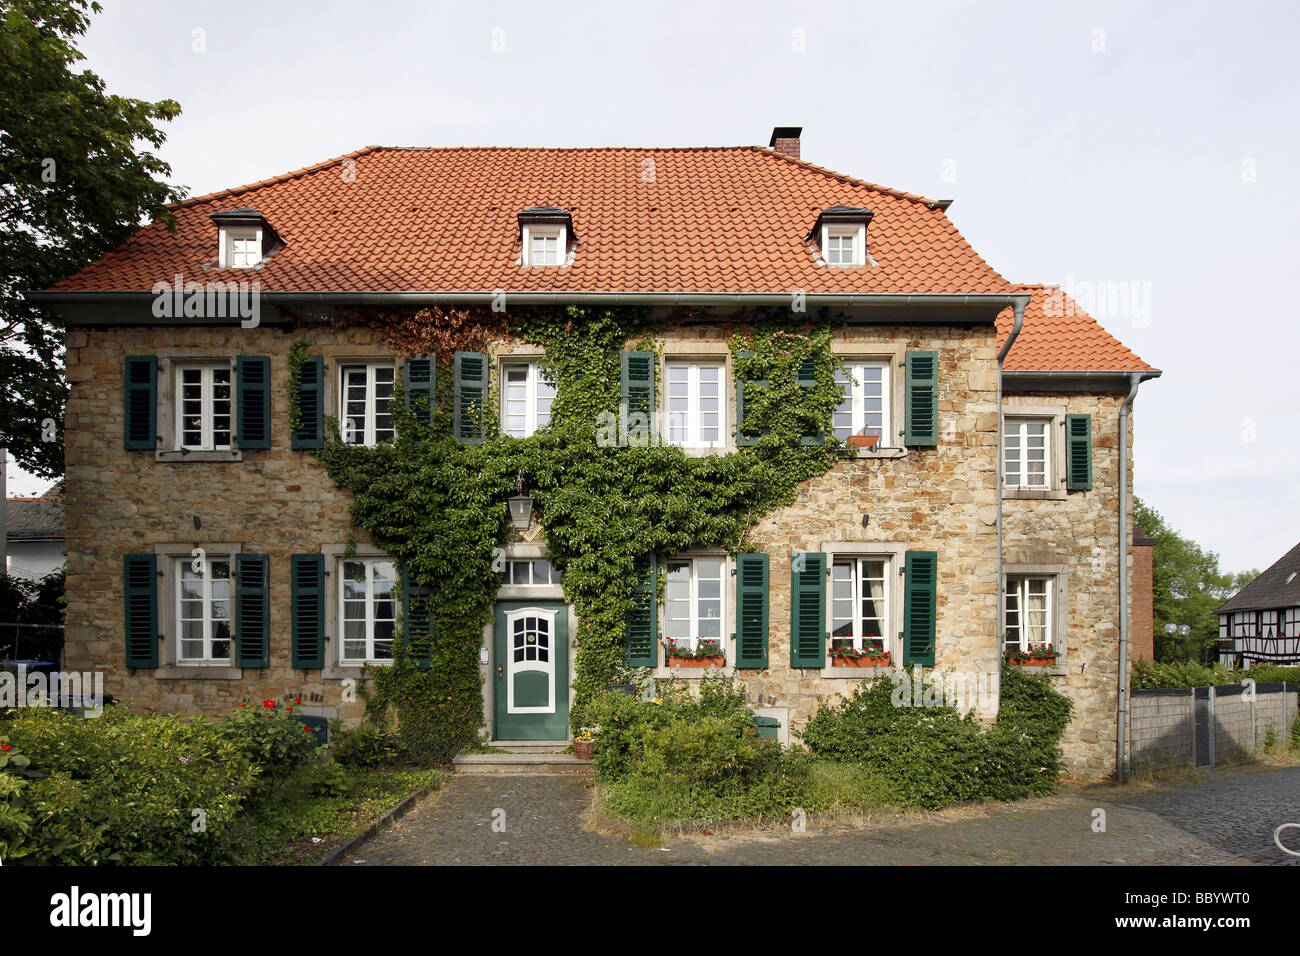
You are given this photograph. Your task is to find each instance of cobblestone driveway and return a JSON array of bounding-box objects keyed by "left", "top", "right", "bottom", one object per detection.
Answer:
[{"left": 342, "top": 764, "right": 1300, "bottom": 865}]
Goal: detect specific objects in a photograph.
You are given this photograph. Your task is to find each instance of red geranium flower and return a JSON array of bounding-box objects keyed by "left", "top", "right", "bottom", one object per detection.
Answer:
[
  {"left": 294, "top": 698, "right": 302, "bottom": 705},
  {"left": 1, "top": 744, "right": 11, "bottom": 751},
  {"left": 263, "top": 700, "right": 275, "bottom": 708},
  {"left": 302, "top": 725, "right": 311, "bottom": 732}
]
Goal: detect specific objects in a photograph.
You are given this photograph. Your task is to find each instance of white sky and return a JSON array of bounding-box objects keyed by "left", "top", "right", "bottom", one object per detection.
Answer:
[{"left": 6, "top": 0, "right": 1298, "bottom": 574}]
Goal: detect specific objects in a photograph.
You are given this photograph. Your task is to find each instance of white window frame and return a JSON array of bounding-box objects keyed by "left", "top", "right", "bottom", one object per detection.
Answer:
[
  {"left": 1005, "top": 575, "right": 1053, "bottom": 651},
  {"left": 501, "top": 558, "right": 562, "bottom": 587},
  {"left": 832, "top": 361, "right": 891, "bottom": 442},
  {"left": 522, "top": 224, "right": 567, "bottom": 267},
  {"left": 1004, "top": 417, "right": 1052, "bottom": 490},
  {"left": 339, "top": 362, "right": 396, "bottom": 447},
  {"left": 665, "top": 360, "right": 726, "bottom": 450},
  {"left": 174, "top": 363, "right": 234, "bottom": 451},
  {"left": 662, "top": 556, "right": 726, "bottom": 653},
  {"left": 219, "top": 226, "right": 262, "bottom": 269},
  {"left": 500, "top": 361, "right": 557, "bottom": 438},
  {"left": 175, "top": 554, "right": 234, "bottom": 664},
  {"left": 830, "top": 556, "right": 891, "bottom": 652},
  {"left": 822, "top": 224, "right": 865, "bottom": 267},
  {"left": 339, "top": 557, "right": 399, "bottom": 665}
]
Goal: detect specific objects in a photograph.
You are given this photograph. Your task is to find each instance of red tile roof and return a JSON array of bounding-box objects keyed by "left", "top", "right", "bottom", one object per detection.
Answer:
[
  {"left": 998, "top": 285, "right": 1156, "bottom": 372},
  {"left": 51, "top": 145, "right": 1013, "bottom": 296},
  {"left": 48, "top": 144, "right": 1155, "bottom": 372}
]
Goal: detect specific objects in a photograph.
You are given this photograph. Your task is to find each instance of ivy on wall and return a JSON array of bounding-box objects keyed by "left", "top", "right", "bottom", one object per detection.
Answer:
[{"left": 288, "top": 305, "right": 852, "bottom": 760}]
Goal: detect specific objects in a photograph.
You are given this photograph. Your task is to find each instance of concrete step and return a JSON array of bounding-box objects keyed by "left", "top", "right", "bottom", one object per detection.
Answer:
[
  {"left": 452, "top": 752, "right": 594, "bottom": 775},
  {"left": 490, "top": 740, "right": 571, "bottom": 754}
]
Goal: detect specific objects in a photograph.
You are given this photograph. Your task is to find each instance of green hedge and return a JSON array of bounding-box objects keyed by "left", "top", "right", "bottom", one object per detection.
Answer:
[
  {"left": 0, "top": 699, "right": 321, "bottom": 865},
  {"left": 1131, "top": 658, "right": 1300, "bottom": 689},
  {"left": 802, "top": 666, "right": 1073, "bottom": 809}
]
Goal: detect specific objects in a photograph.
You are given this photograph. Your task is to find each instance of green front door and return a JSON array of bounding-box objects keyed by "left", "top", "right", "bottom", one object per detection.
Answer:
[{"left": 493, "top": 601, "right": 569, "bottom": 740}]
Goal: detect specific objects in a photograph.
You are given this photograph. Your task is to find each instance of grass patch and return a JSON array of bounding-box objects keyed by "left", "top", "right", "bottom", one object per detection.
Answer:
[{"left": 231, "top": 764, "right": 442, "bottom": 865}]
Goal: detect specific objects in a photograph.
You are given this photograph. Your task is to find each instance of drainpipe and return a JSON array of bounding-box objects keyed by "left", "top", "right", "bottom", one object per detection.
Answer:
[
  {"left": 1115, "top": 371, "right": 1143, "bottom": 782},
  {"left": 996, "top": 299, "right": 1028, "bottom": 705}
]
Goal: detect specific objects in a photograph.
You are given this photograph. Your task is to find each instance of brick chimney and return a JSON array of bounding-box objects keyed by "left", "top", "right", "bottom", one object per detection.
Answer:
[{"left": 768, "top": 126, "right": 802, "bottom": 159}]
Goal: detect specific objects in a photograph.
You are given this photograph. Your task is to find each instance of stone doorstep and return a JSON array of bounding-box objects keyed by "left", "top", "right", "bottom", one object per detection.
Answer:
[
  {"left": 452, "top": 753, "right": 594, "bottom": 775},
  {"left": 491, "top": 740, "right": 571, "bottom": 753}
]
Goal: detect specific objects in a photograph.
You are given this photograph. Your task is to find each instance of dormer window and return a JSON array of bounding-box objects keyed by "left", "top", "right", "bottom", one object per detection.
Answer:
[
  {"left": 518, "top": 207, "right": 575, "bottom": 267},
  {"left": 211, "top": 208, "right": 281, "bottom": 269},
  {"left": 808, "top": 205, "right": 873, "bottom": 268}
]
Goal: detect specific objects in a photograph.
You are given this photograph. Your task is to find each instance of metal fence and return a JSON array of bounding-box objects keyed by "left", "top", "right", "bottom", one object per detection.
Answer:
[{"left": 1129, "top": 682, "right": 1298, "bottom": 773}]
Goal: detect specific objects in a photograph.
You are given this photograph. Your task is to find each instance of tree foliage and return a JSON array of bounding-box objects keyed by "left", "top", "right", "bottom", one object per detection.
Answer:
[
  {"left": 1133, "top": 496, "right": 1257, "bottom": 663},
  {"left": 0, "top": 0, "right": 184, "bottom": 476}
]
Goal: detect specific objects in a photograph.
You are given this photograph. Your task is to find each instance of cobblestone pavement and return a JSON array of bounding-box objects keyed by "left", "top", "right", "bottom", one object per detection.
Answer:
[{"left": 342, "top": 764, "right": 1300, "bottom": 865}]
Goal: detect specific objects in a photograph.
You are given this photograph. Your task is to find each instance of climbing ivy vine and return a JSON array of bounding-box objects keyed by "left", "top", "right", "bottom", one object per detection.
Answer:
[{"left": 288, "top": 305, "right": 852, "bottom": 761}]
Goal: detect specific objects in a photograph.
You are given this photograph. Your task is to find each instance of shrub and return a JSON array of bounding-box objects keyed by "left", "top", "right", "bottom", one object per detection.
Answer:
[
  {"left": 802, "top": 666, "right": 1073, "bottom": 809},
  {"left": 217, "top": 697, "right": 322, "bottom": 799},
  {"left": 305, "top": 759, "right": 352, "bottom": 798},
  {"left": 332, "top": 721, "right": 400, "bottom": 768},
  {"left": 1, "top": 707, "right": 260, "bottom": 865}
]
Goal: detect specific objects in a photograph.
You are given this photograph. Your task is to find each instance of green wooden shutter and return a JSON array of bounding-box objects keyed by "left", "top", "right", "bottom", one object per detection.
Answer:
[
  {"left": 235, "top": 553, "right": 270, "bottom": 669},
  {"left": 734, "top": 552, "right": 770, "bottom": 668},
  {"left": 403, "top": 569, "right": 434, "bottom": 667},
  {"left": 620, "top": 351, "right": 655, "bottom": 417},
  {"left": 123, "top": 356, "right": 157, "bottom": 450},
  {"left": 790, "top": 552, "right": 827, "bottom": 668},
  {"left": 291, "top": 554, "right": 326, "bottom": 669},
  {"left": 123, "top": 554, "right": 158, "bottom": 669},
  {"left": 903, "top": 550, "right": 937, "bottom": 666},
  {"left": 626, "top": 554, "right": 658, "bottom": 667},
  {"left": 904, "top": 350, "right": 939, "bottom": 447},
  {"left": 797, "top": 357, "right": 825, "bottom": 446},
  {"left": 404, "top": 356, "right": 436, "bottom": 426},
  {"left": 453, "top": 351, "right": 489, "bottom": 443},
  {"left": 1065, "top": 413, "right": 1093, "bottom": 490},
  {"left": 235, "top": 356, "right": 271, "bottom": 450},
  {"left": 735, "top": 352, "right": 767, "bottom": 447},
  {"left": 292, "top": 355, "right": 324, "bottom": 449}
]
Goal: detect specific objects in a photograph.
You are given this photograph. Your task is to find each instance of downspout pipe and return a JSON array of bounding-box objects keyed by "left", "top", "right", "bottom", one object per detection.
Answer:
[
  {"left": 1115, "top": 370, "right": 1143, "bottom": 782},
  {"left": 995, "top": 298, "right": 1028, "bottom": 703}
]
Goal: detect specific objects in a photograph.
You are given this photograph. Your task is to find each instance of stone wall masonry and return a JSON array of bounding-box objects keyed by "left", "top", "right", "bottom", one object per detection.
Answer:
[
  {"left": 743, "top": 326, "right": 1003, "bottom": 730},
  {"left": 1003, "top": 391, "right": 1133, "bottom": 778}
]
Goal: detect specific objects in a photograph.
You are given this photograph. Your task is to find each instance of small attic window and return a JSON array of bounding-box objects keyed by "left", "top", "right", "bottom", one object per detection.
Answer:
[
  {"left": 1287, "top": 571, "right": 1298, "bottom": 584},
  {"left": 518, "top": 207, "right": 575, "bottom": 268},
  {"left": 808, "top": 205, "right": 874, "bottom": 268},
  {"left": 211, "top": 208, "right": 279, "bottom": 269}
]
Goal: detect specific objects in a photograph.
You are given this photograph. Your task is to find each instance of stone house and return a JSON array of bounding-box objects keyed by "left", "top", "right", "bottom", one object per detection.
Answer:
[{"left": 32, "top": 127, "right": 1159, "bottom": 778}]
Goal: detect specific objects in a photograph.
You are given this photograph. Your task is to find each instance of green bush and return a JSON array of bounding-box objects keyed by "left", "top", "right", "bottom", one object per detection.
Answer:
[
  {"left": 305, "top": 759, "right": 352, "bottom": 798},
  {"left": 590, "top": 675, "right": 896, "bottom": 825},
  {"left": 802, "top": 666, "right": 1073, "bottom": 809},
  {"left": 217, "top": 697, "right": 322, "bottom": 800},
  {"left": 1, "top": 707, "right": 260, "bottom": 865},
  {"left": 331, "top": 720, "right": 401, "bottom": 768},
  {"left": 1131, "top": 659, "right": 1300, "bottom": 689}
]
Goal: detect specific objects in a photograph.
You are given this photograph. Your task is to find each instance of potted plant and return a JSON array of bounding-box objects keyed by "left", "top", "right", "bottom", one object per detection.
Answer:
[
  {"left": 663, "top": 638, "right": 726, "bottom": 668},
  {"left": 847, "top": 433, "right": 881, "bottom": 449},
  {"left": 830, "top": 641, "right": 891, "bottom": 667},
  {"left": 573, "top": 728, "right": 595, "bottom": 760},
  {"left": 1004, "top": 643, "right": 1058, "bottom": 666}
]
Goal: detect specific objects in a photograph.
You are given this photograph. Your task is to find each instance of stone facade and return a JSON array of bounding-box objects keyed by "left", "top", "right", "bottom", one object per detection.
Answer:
[
  {"left": 1002, "top": 391, "right": 1133, "bottom": 777},
  {"left": 63, "top": 318, "right": 1135, "bottom": 779}
]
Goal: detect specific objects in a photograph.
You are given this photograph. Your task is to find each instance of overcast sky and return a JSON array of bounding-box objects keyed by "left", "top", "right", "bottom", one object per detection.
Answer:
[{"left": 6, "top": 0, "right": 1298, "bottom": 575}]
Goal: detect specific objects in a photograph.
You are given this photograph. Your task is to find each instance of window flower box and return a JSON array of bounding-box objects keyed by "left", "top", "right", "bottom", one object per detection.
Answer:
[
  {"left": 847, "top": 433, "right": 880, "bottom": 449},
  {"left": 1004, "top": 644, "right": 1058, "bottom": 666},
  {"left": 832, "top": 653, "right": 891, "bottom": 667},
  {"left": 663, "top": 638, "right": 724, "bottom": 669}
]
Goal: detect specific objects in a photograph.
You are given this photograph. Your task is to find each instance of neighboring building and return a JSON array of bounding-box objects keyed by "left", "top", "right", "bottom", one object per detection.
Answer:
[
  {"left": 4, "top": 495, "right": 66, "bottom": 581},
  {"left": 32, "top": 128, "right": 1159, "bottom": 777},
  {"left": 1216, "top": 541, "right": 1300, "bottom": 668}
]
